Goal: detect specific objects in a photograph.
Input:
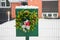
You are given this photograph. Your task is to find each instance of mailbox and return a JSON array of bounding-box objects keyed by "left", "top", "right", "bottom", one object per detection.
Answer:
[{"left": 16, "top": 6, "right": 38, "bottom": 40}]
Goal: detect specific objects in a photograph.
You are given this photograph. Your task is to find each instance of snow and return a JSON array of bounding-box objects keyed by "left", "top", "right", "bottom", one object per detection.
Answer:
[
  {"left": 8, "top": 0, "right": 27, "bottom": 3},
  {"left": 0, "top": 19, "right": 60, "bottom": 40},
  {"left": 8, "top": 0, "right": 20, "bottom": 3},
  {"left": 16, "top": 6, "right": 38, "bottom": 9}
]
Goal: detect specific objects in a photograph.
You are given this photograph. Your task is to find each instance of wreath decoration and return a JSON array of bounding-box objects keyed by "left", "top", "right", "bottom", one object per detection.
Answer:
[{"left": 16, "top": 10, "right": 38, "bottom": 32}]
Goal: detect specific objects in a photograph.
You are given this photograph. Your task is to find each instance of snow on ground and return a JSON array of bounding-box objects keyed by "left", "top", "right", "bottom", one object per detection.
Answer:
[{"left": 0, "top": 19, "right": 60, "bottom": 40}]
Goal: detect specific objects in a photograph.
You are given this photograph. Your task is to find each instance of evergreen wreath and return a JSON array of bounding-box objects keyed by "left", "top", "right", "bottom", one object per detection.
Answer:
[{"left": 16, "top": 10, "right": 38, "bottom": 32}]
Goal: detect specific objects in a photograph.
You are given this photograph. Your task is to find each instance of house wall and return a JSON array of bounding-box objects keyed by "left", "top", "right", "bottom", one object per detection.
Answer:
[
  {"left": 11, "top": 2, "right": 21, "bottom": 19},
  {"left": 58, "top": 0, "right": 60, "bottom": 18},
  {"left": 11, "top": 0, "right": 59, "bottom": 18},
  {"left": 28, "top": 0, "right": 42, "bottom": 18}
]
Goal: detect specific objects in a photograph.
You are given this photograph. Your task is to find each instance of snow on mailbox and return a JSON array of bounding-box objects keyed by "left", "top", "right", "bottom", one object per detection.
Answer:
[{"left": 16, "top": 6, "right": 38, "bottom": 40}]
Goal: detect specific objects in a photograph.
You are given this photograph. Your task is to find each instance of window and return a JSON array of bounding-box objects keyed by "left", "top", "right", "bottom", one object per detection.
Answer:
[
  {"left": 53, "top": 14, "right": 57, "bottom": 17},
  {"left": 48, "top": 14, "right": 52, "bottom": 17},
  {"left": 6, "top": 0, "right": 10, "bottom": 6},
  {"left": 21, "top": 2, "right": 28, "bottom": 5},
  {"left": 1, "top": 2, "right": 5, "bottom": 6},
  {"left": 0, "top": 0, "right": 10, "bottom": 7},
  {"left": 43, "top": 14, "right": 46, "bottom": 17}
]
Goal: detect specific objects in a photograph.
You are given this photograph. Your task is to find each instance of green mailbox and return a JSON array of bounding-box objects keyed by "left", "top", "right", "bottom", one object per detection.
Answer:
[{"left": 16, "top": 6, "right": 38, "bottom": 40}]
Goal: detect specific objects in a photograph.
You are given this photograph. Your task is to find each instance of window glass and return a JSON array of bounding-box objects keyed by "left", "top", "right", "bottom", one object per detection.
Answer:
[
  {"left": 6, "top": 0, "right": 10, "bottom": 6},
  {"left": 21, "top": 2, "right": 28, "bottom": 5},
  {"left": 48, "top": 14, "right": 52, "bottom": 17},
  {"left": 1, "top": 2, "right": 5, "bottom": 6},
  {"left": 53, "top": 14, "right": 57, "bottom": 17},
  {"left": 43, "top": 14, "right": 46, "bottom": 16}
]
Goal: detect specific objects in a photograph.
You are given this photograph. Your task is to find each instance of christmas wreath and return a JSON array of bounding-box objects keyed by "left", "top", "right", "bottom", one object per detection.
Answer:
[{"left": 16, "top": 10, "right": 38, "bottom": 32}]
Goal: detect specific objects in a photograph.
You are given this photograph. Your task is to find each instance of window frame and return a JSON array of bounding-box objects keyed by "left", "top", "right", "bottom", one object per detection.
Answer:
[
  {"left": 0, "top": 0, "right": 11, "bottom": 8},
  {"left": 48, "top": 14, "right": 52, "bottom": 17},
  {"left": 1, "top": 2, "right": 5, "bottom": 7}
]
